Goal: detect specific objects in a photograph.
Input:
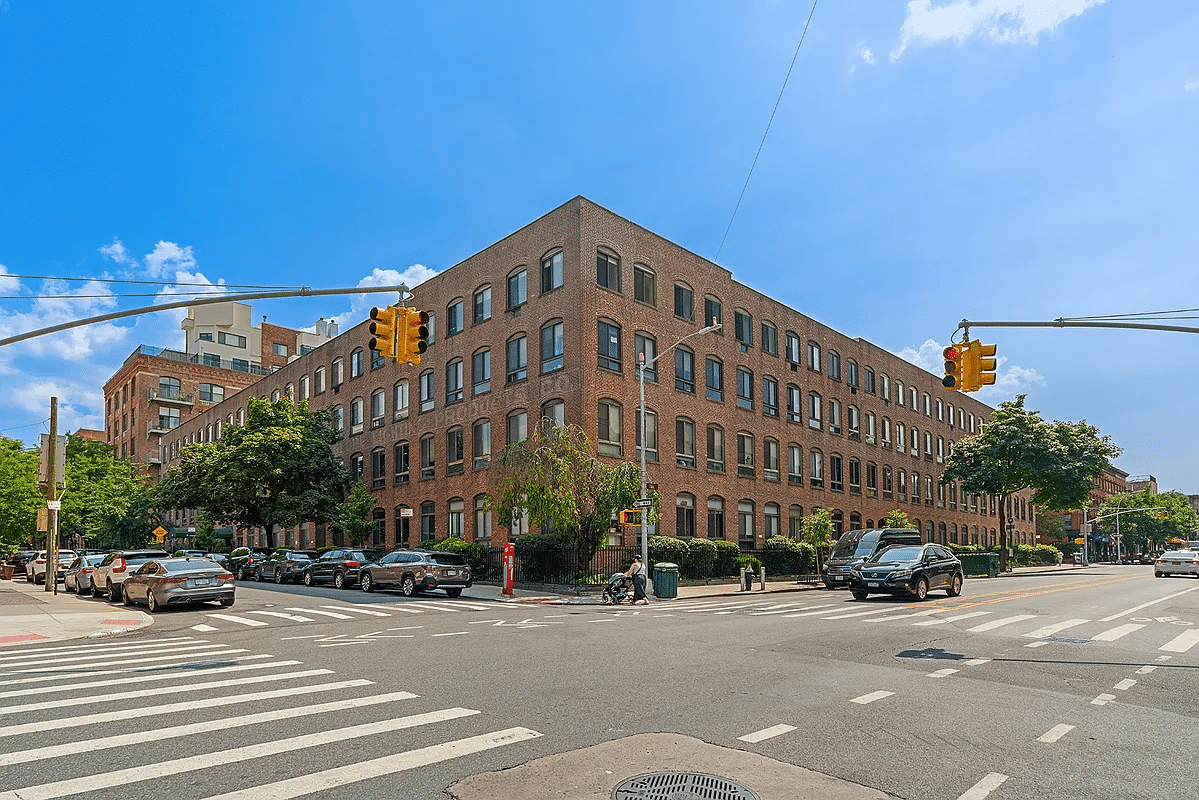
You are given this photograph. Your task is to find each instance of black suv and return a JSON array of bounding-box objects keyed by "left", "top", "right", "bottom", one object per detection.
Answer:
[
  {"left": 358, "top": 549, "right": 474, "bottom": 597},
  {"left": 303, "top": 549, "right": 385, "bottom": 589},
  {"left": 257, "top": 551, "right": 315, "bottom": 584},
  {"left": 848, "top": 543, "right": 964, "bottom": 601},
  {"left": 229, "top": 549, "right": 268, "bottom": 580},
  {"left": 823, "top": 528, "right": 923, "bottom": 588}
]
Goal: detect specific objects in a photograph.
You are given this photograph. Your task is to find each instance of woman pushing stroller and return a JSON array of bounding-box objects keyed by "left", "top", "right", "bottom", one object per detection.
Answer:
[{"left": 625, "top": 554, "right": 649, "bottom": 605}]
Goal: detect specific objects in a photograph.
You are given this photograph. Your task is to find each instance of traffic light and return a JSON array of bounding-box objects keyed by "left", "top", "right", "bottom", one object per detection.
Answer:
[
  {"left": 942, "top": 344, "right": 963, "bottom": 390},
  {"left": 975, "top": 341, "right": 997, "bottom": 389},
  {"left": 368, "top": 305, "right": 399, "bottom": 361},
  {"left": 618, "top": 509, "right": 641, "bottom": 527},
  {"left": 399, "top": 308, "right": 430, "bottom": 366}
]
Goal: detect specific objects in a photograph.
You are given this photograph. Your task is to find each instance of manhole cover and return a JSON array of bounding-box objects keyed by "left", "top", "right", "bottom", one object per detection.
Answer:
[{"left": 612, "top": 771, "right": 760, "bottom": 800}]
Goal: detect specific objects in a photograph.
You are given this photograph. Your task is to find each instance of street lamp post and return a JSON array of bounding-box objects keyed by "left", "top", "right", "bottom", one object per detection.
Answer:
[{"left": 638, "top": 321, "right": 721, "bottom": 572}]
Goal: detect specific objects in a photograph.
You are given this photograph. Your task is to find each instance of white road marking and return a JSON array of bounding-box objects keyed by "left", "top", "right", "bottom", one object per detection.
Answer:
[
  {"left": 247, "top": 611, "right": 315, "bottom": 622},
  {"left": 190, "top": 624, "right": 219, "bottom": 631},
  {"left": 0, "top": 708, "right": 485, "bottom": 800},
  {"left": 863, "top": 609, "right": 944, "bottom": 623},
  {"left": 0, "top": 642, "right": 233, "bottom": 670},
  {"left": 850, "top": 690, "right": 893, "bottom": 705},
  {"left": 1091, "top": 623, "right": 1144, "bottom": 642},
  {"left": 1099, "top": 585, "right": 1199, "bottom": 622},
  {"left": 1025, "top": 641, "right": 1050, "bottom": 648},
  {"left": 781, "top": 604, "right": 837, "bottom": 618},
  {"left": 206, "top": 614, "right": 269, "bottom": 627},
  {"left": 200, "top": 727, "right": 543, "bottom": 800},
  {"left": 967, "top": 614, "right": 1037, "bottom": 633},
  {"left": 0, "top": 653, "right": 270, "bottom": 690},
  {"left": 0, "top": 669, "right": 338, "bottom": 716},
  {"left": 821, "top": 608, "right": 900, "bottom": 620},
  {"left": 1023, "top": 619, "right": 1090, "bottom": 639},
  {"left": 737, "top": 724, "right": 796, "bottom": 743},
  {"left": 1160, "top": 629, "right": 1199, "bottom": 653},
  {"left": 962, "top": 658, "right": 991, "bottom": 666},
  {"left": 1038, "top": 724, "right": 1074, "bottom": 744},
  {"left": 1113, "top": 679, "right": 1136, "bottom": 691},
  {"left": 280, "top": 635, "right": 325, "bottom": 640},
  {"left": 320, "top": 605, "right": 390, "bottom": 616},
  {"left": 0, "top": 636, "right": 201, "bottom": 664},
  {"left": 286, "top": 607, "right": 354, "bottom": 619},
  {"left": 588, "top": 619, "right": 617, "bottom": 623},
  {"left": 432, "top": 632, "right": 469, "bottom": 637},
  {"left": 1091, "top": 693, "right": 1116, "bottom": 706},
  {"left": 0, "top": 690, "right": 421, "bottom": 766},
  {"left": 318, "top": 642, "right": 371, "bottom": 648},
  {"left": 913, "top": 611, "right": 990, "bottom": 627},
  {"left": 957, "top": 772, "right": 1009, "bottom": 799},
  {"left": 683, "top": 602, "right": 768, "bottom": 613},
  {"left": 0, "top": 679, "right": 373, "bottom": 739},
  {"left": 1135, "top": 665, "right": 1157, "bottom": 675},
  {"left": 926, "top": 668, "right": 959, "bottom": 678},
  {"left": 0, "top": 660, "right": 302, "bottom": 700}
]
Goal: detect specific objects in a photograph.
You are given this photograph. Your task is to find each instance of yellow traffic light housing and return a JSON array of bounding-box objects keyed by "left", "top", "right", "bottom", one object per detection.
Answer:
[
  {"left": 942, "top": 344, "right": 963, "bottom": 390},
  {"left": 618, "top": 509, "right": 641, "bottom": 527},
  {"left": 975, "top": 341, "right": 997, "bottom": 388},
  {"left": 399, "top": 308, "right": 430, "bottom": 366},
  {"left": 368, "top": 305, "right": 399, "bottom": 361}
]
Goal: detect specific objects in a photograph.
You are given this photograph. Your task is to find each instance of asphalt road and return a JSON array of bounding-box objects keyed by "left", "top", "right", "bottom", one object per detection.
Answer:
[{"left": 2, "top": 565, "right": 1197, "bottom": 800}]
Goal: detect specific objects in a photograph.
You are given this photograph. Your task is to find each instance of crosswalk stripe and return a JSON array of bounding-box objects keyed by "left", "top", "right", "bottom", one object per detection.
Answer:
[
  {"left": 913, "top": 612, "right": 990, "bottom": 627},
  {"left": 1023, "top": 619, "right": 1090, "bottom": 639},
  {"left": 0, "top": 707, "right": 484, "bottom": 800},
  {"left": 191, "top": 624, "right": 219, "bottom": 631},
  {"left": 0, "top": 646, "right": 245, "bottom": 676},
  {"left": 0, "top": 668, "right": 338, "bottom": 716},
  {"left": 321, "top": 605, "right": 390, "bottom": 616},
  {"left": 967, "top": 614, "right": 1038, "bottom": 633},
  {"left": 371, "top": 605, "right": 425, "bottom": 614},
  {"left": 1159, "top": 629, "right": 1199, "bottom": 653},
  {"left": 247, "top": 611, "right": 316, "bottom": 622},
  {"left": 200, "top": 727, "right": 544, "bottom": 800},
  {"left": 821, "top": 608, "right": 900, "bottom": 620},
  {"left": 285, "top": 607, "right": 354, "bottom": 619},
  {"left": 863, "top": 609, "right": 943, "bottom": 623},
  {"left": 0, "top": 659, "right": 303, "bottom": 700},
  {"left": 1038, "top": 724, "right": 1075, "bottom": 744},
  {"left": 683, "top": 602, "right": 766, "bottom": 613},
  {"left": 1091, "top": 623, "right": 1144, "bottom": 642},
  {"left": 0, "top": 642, "right": 230, "bottom": 670},
  {"left": 0, "top": 652, "right": 270, "bottom": 689},
  {"left": 206, "top": 613, "right": 269, "bottom": 627},
  {"left": 0, "top": 679, "right": 373, "bottom": 739},
  {"left": 0, "top": 690, "right": 421, "bottom": 766},
  {"left": 748, "top": 603, "right": 812, "bottom": 615},
  {"left": 781, "top": 605, "right": 838, "bottom": 618},
  {"left": 0, "top": 636, "right": 200, "bottom": 663}
]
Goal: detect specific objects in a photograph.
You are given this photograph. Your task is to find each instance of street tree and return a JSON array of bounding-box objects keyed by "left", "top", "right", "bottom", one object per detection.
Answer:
[
  {"left": 943, "top": 395, "right": 1121, "bottom": 571},
  {"left": 0, "top": 438, "right": 41, "bottom": 554},
  {"left": 156, "top": 397, "right": 352, "bottom": 548},
  {"left": 60, "top": 435, "right": 146, "bottom": 548},
  {"left": 488, "top": 423, "right": 643, "bottom": 558},
  {"left": 801, "top": 507, "right": 835, "bottom": 575},
  {"left": 1095, "top": 491, "right": 1198, "bottom": 555},
  {"left": 333, "top": 483, "right": 377, "bottom": 548},
  {"left": 883, "top": 509, "right": 912, "bottom": 529}
]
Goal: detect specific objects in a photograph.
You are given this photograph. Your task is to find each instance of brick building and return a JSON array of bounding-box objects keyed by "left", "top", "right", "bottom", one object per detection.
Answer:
[
  {"left": 157, "top": 197, "right": 1036, "bottom": 551},
  {"left": 1059, "top": 463, "right": 1129, "bottom": 546}
]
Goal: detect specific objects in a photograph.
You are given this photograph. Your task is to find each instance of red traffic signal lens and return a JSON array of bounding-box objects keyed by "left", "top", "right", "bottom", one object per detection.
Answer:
[{"left": 943, "top": 346, "right": 959, "bottom": 360}]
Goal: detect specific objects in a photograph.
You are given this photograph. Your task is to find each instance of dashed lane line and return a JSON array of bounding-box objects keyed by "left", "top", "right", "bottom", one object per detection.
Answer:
[
  {"left": 1038, "top": 724, "right": 1074, "bottom": 744},
  {"left": 850, "top": 690, "right": 893, "bottom": 705},
  {"left": 1160, "top": 629, "right": 1199, "bottom": 653},
  {"left": 737, "top": 724, "right": 797, "bottom": 743},
  {"left": 957, "top": 772, "right": 1009, "bottom": 800}
]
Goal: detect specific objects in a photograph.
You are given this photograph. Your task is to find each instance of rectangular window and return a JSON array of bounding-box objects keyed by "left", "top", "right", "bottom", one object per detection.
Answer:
[
  {"left": 446, "top": 301, "right": 463, "bottom": 336},
  {"left": 541, "top": 322, "right": 564, "bottom": 373},
  {"left": 198, "top": 332, "right": 213, "bottom": 342},
  {"left": 706, "top": 426, "right": 724, "bottom": 473},
  {"left": 597, "top": 250, "right": 621, "bottom": 291},
  {"left": 448, "top": 499, "right": 464, "bottom": 539},
  {"left": 734, "top": 310, "right": 752, "bottom": 348},
  {"left": 394, "top": 441, "right": 410, "bottom": 484},
  {"left": 507, "top": 411, "right": 528, "bottom": 445},
  {"left": 829, "top": 455, "right": 844, "bottom": 492},
  {"left": 420, "top": 436, "right": 435, "bottom": 480},
  {"left": 198, "top": 384, "right": 224, "bottom": 403},
  {"left": 446, "top": 429, "right": 464, "bottom": 476},
  {"left": 809, "top": 451, "right": 824, "bottom": 489},
  {"left": 808, "top": 393, "right": 822, "bottom": 429},
  {"left": 472, "top": 350, "right": 491, "bottom": 395},
  {"left": 473, "top": 286, "right": 491, "bottom": 324},
  {"left": 788, "top": 445, "right": 802, "bottom": 485},
  {"left": 636, "top": 410, "right": 657, "bottom": 464},
  {"left": 419, "top": 372, "right": 434, "bottom": 413},
  {"left": 218, "top": 332, "right": 247, "bottom": 348},
  {"left": 474, "top": 495, "right": 492, "bottom": 543},
  {"left": 445, "top": 361, "right": 463, "bottom": 404},
  {"left": 597, "top": 322, "right": 621, "bottom": 372},
  {"left": 675, "top": 418, "right": 695, "bottom": 468},
  {"left": 807, "top": 341, "right": 821, "bottom": 373},
  {"left": 828, "top": 351, "right": 841, "bottom": 380},
  {"left": 704, "top": 296, "right": 722, "bottom": 330},
  {"left": 705, "top": 358, "right": 723, "bottom": 402},
  {"left": 763, "top": 439, "right": 779, "bottom": 482},
  {"left": 507, "top": 270, "right": 527, "bottom": 310},
  {"left": 371, "top": 449, "right": 386, "bottom": 490},
  {"left": 787, "top": 385, "right": 801, "bottom": 423},
  {"left": 865, "top": 463, "right": 877, "bottom": 497},
  {"left": 393, "top": 381, "right": 409, "bottom": 419},
  {"left": 507, "top": 336, "right": 528, "bottom": 383},
  {"left": 597, "top": 401, "right": 622, "bottom": 457},
  {"left": 675, "top": 349, "right": 695, "bottom": 393},
  {"left": 828, "top": 399, "right": 842, "bottom": 435},
  {"left": 737, "top": 432, "right": 754, "bottom": 477},
  {"left": 676, "top": 496, "right": 696, "bottom": 538},
  {"left": 762, "top": 377, "right": 778, "bottom": 418},
  {"left": 707, "top": 499, "right": 724, "bottom": 540},
  {"left": 473, "top": 420, "right": 491, "bottom": 469},
  {"left": 314, "top": 367, "right": 326, "bottom": 394},
  {"left": 634, "top": 333, "right": 657, "bottom": 383},
  {"left": 760, "top": 323, "right": 777, "bottom": 356},
  {"left": 633, "top": 264, "right": 655, "bottom": 305},
  {"left": 674, "top": 284, "right": 693, "bottom": 320},
  {"left": 370, "top": 392, "right": 385, "bottom": 427},
  {"left": 736, "top": 368, "right": 753, "bottom": 410},
  {"left": 203, "top": 353, "right": 221, "bottom": 368},
  {"left": 272, "top": 343, "right": 288, "bottom": 357},
  {"left": 785, "top": 332, "right": 801, "bottom": 365},
  {"left": 541, "top": 251, "right": 563, "bottom": 293},
  {"left": 231, "top": 358, "right": 249, "bottom": 372}
]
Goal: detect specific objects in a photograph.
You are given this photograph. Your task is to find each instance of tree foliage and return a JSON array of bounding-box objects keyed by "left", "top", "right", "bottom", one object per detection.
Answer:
[
  {"left": 801, "top": 507, "right": 835, "bottom": 574},
  {"left": 155, "top": 397, "right": 352, "bottom": 547},
  {"left": 883, "top": 509, "right": 912, "bottom": 529},
  {"left": 333, "top": 483, "right": 377, "bottom": 547},
  {"left": 0, "top": 438, "right": 41, "bottom": 553},
  {"left": 60, "top": 435, "right": 145, "bottom": 547},
  {"left": 1095, "top": 491, "right": 1198, "bottom": 553},
  {"left": 943, "top": 395, "right": 1121, "bottom": 570}
]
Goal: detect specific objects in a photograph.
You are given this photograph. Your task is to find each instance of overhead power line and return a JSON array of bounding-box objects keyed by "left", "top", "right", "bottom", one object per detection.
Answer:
[{"left": 1, "top": 273, "right": 303, "bottom": 289}]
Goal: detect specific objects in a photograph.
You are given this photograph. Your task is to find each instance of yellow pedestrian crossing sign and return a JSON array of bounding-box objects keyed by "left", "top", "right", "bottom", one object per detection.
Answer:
[{"left": 153, "top": 526, "right": 169, "bottom": 543}]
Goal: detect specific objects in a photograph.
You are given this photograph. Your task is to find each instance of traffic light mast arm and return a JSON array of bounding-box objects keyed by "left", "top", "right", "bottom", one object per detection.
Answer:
[{"left": 957, "top": 318, "right": 1199, "bottom": 336}]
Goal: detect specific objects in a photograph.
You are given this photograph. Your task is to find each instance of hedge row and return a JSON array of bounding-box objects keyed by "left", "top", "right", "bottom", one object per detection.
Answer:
[{"left": 647, "top": 535, "right": 820, "bottom": 579}]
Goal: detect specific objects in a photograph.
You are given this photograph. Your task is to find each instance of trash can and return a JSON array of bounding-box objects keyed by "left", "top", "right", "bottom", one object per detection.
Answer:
[
  {"left": 653, "top": 562, "right": 678, "bottom": 599},
  {"left": 0, "top": 564, "right": 13, "bottom": 581},
  {"left": 985, "top": 553, "right": 1000, "bottom": 578}
]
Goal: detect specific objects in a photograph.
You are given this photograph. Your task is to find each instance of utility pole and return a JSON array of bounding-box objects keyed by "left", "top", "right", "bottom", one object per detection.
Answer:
[{"left": 45, "top": 397, "right": 59, "bottom": 596}]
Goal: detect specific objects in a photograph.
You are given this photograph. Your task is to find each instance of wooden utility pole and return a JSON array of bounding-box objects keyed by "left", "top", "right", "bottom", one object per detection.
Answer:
[{"left": 45, "top": 397, "right": 59, "bottom": 595}]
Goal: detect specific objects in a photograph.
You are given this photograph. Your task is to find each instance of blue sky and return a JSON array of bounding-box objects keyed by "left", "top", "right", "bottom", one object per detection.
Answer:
[{"left": 2, "top": 1, "right": 1197, "bottom": 492}]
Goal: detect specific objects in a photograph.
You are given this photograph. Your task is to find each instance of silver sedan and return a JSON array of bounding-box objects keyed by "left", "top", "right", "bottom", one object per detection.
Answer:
[
  {"left": 121, "top": 557, "right": 235, "bottom": 612},
  {"left": 1154, "top": 551, "right": 1199, "bottom": 578}
]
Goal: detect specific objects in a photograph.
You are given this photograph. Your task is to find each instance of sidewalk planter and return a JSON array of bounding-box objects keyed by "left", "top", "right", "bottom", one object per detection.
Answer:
[
  {"left": 653, "top": 562, "right": 678, "bottom": 599},
  {"left": 0, "top": 564, "right": 13, "bottom": 580},
  {"left": 958, "top": 553, "right": 1000, "bottom": 578}
]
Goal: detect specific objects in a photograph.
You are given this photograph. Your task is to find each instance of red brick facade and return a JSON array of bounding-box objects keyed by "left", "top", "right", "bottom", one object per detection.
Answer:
[{"left": 158, "top": 197, "right": 1035, "bottom": 550}]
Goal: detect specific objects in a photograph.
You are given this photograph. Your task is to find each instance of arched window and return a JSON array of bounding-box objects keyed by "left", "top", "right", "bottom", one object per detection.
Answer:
[
  {"left": 597, "top": 399, "right": 622, "bottom": 457},
  {"left": 676, "top": 493, "right": 696, "bottom": 538},
  {"left": 738, "top": 500, "right": 756, "bottom": 547},
  {"left": 370, "top": 389, "right": 385, "bottom": 427},
  {"left": 350, "top": 348, "right": 364, "bottom": 378},
  {"left": 707, "top": 496, "right": 725, "bottom": 540},
  {"left": 541, "top": 249, "right": 563, "bottom": 293},
  {"left": 633, "top": 263, "right": 656, "bottom": 305}
]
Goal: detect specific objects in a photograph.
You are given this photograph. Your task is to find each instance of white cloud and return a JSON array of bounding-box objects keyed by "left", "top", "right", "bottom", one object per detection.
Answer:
[
  {"left": 1185, "top": 79, "right": 1199, "bottom": 92},
  {"left": 144, "top": 241, "right": 197, "bottom": 279},
  {"left": 897, "top": 337, "right": 1045, "bottom": 398},
  {"left": 98, "top": 239, "right": 135, "bottom": 265},
  {"left": 861, "top": 45, "right": 876, "bottom": 66},
  {"left": 0, "top": 262, "right": 22, "bottom": 295},
  {"left": 892, "top": 0, "right": 1106, "bottom": 60}
]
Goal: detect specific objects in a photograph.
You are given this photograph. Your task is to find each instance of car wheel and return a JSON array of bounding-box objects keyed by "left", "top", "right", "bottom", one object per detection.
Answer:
[
  {"left": 913, "top": 577, "right": 929, "bottom": 601},
  {"left": 400, "top": 575, "right": 416, "bottom": 597},
  {"left": 91, "top": 582, "right": 103, "bottom": 598},
  {"left": 220, "top": 597, "right": 235, "bottom": 607},
  {"left": 108, "top": 581, "right": 121, "bottom": 603},
  {"left": 333, "top": 571, "right": 347, "bottom": 590},
  {"left": 236, "top": 567, "right": 245, "bottom": 581},
  {"left": 851, "top": 590, "right": 869, "bottom": 601},
  {"left": 146, "top": 591, "right": 159, "bottom": 612},
  {"left": 122, "top": 585, "right": 133, "bottom": 606},
  {"left": 947, "top": 574, "right": 963, "bottom": 597},
  {"left": 1155, "top": 571, "right": 1163, "bottom": 578},
  {"left": 445, "top": 588, "right": 462, "bottom": 598},
  {"left": 275, "top": 569, "right": 285, "bottom": 584},
  {"left": 360, "top": 572, "right": 374, "bottom": 593},
  {"left": 255, "top": 569, "right": 264, "bottom": 582},
  {"left": 303, "top": 571, "right": 314, "bottom": 587}
]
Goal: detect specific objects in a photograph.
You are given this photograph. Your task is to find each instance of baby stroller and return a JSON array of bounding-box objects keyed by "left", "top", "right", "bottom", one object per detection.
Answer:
[{"left": 601, "top": 572, "right": 632, "bottom": 605}]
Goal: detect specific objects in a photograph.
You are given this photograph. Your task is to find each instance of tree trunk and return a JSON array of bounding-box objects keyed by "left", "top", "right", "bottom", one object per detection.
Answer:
[{"left": 998, "top": 495, "right": 1009, "bottom": 573}]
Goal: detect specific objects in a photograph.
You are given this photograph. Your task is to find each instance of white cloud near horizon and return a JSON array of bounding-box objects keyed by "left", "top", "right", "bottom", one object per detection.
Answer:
[
  {"left": 892, "top": 0, "right": 1107, "bottom": 61},
  {"left": 328, "top": 264, "right": 438, "bottom": 332},
  {"left": 897, "top": 337, "right": 1045, "bottom": 399},
  {"left": 1185, "top": 79, "right": 1199, "bottom": 92}
]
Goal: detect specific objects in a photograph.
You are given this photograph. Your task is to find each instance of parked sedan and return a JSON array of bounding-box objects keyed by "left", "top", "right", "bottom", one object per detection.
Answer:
[
  {"left": 64, "top": 554, "right": 107, "bottom": 593},
  {"left": 90, "top": 549, "right": 171, "bottom": 602},
  {"left": 358, "top": 549, "right": 473, "bottom": 597},
  {"left": 1154, "top": 550, "right": 1199, "bottom": 578},
  {"left": 848, "top": 544, "right": 964, "bottom": 601},
  {"left": 302, "top": 549, "right": 384, "bottom": 589},
  {"left": 257, "top": 551, "right": 314, "bottom": 584},
  {"left": 25, "top": 550, "right": 78, "bottom": 584},
  {"left": 120, "top": 558, "right": 235, "bottom": 612}
]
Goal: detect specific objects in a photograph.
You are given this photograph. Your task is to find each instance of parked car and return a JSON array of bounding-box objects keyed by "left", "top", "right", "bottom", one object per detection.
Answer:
[
  {"left": 848, "top": 543, "right": 964, "bottom": 601},
  {"left": 25, "top": 550, "right": 78, "bottom": 584},
  {"left": 205, "top": 553, "right": 233, "bottom": 571},
  {"left": 257, "top": 551, "right": 315, "bottom": 584},
  {"left": 302, "top": 549, "right": 385, "bottom": 589},
  {"left": 1154, "top": 550, "right": 1199, "bottom": 578},
  {"left": 228, "top": 549, "right": 268, "bottom": 581},
  {"left": 64, "top": 554, "right": 107, "bottom": 593},
  {"left": 120, "top": 557, "right": 235, "bottom": 612},
  {"left": 358, "top": 549, "right": 473, "bottom": 597},
  {"left": 822, "top": 528, "right": 924, "bottom": 588},
  {"left": 90, "top": 549, "right": 171, "bottom": 602},
  {"left": 7, "top": 550, "right": 37, "bottom": 573}
]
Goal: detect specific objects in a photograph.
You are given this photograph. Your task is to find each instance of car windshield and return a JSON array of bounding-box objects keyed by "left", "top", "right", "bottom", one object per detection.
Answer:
[
  {"left": 832, "top": 531, "right": 880, "bottom": 560},
  {"left": 1164, "top": 551, "right": 1195, "bottom": 558},
  {"left": 868, "top": 546, "right": 924, "bottom": 563},
  {"left": 289, "top": 554, "right": 313, "bottom": 561}
]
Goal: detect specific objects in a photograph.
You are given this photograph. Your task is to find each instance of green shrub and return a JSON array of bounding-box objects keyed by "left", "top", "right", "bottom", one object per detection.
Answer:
[
  {"left": 734, "top": 555, "right": 762, "bottom": 575},
  {"left": 712, "top": 539, "right": 741, "bottom": 577},
  {"left": 648, "top": 535, "right": 687, "bottom": 572},
  {"left": 762, "top": 536, "right": 803, "bottom": 576},
  {"left": 794, "top": 540, "right": 816, "bottom": 575},
  {"left": 682, "top": 537, "right": 718, "bottom": 579},
  {"left": 171, "top": 550, "right": 185, "bottom": 557}
]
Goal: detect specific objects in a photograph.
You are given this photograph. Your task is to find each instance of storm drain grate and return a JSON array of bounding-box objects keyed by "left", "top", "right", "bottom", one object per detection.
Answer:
[{"left": 612, "top": 771, "right": 760, "bottom": 800}]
